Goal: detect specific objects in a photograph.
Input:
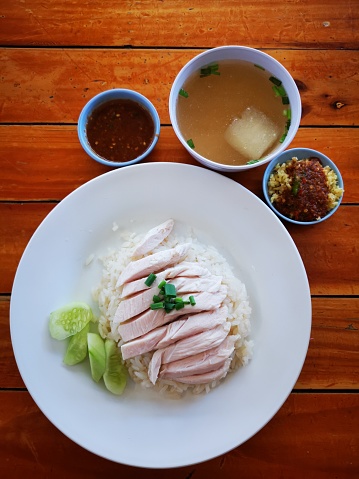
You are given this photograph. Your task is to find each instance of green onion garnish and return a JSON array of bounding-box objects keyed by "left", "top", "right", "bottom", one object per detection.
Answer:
[
  {"left": 292, "top": 177, "right": 300, "bottom": 196},
  {"left": 279, "top": 133, "right": 287, "bottom": 143},
  {"left": 145, "top": 273, "right": 157, "bottom": 287},
  {"left": 187, "top": 139, "right": 195, "bottom": 149},
  {"left": 283, "top": 108, "right": 292, "bottom": 119},
  {"left": 269, "top": 76, "right": 282, "bottom": 86},
  {"left": 148, "top": 279, "right": 197, "bottom": 313},
  {"left": 189, "top": 295, "right": 196, "bottom": 306},
  {"left": 254, "top": 64, "right": 265, "bottom": 70},
  {"left": 179, "top": 88, "right": 189, "bottom": 98},
  {"left": 200, "top": 63, "right": 220, "bottom": 77},
  {"left": 150, "top": 302, "right": 164, "bottom": 310},
  {"left": 164, "top": 283, "right": 176, "bottom": 297},
  {"left": 282, "top": 96, "right": 290, "bottom": 105},
  {"left": 246, "top": 159, "right": 261, "bottom": 165},
  {"left": 175, "top": 302, "right": 185, "bottom": 310}
]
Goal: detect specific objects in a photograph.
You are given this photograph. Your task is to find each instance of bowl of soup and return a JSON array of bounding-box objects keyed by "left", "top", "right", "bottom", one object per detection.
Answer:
[
  {"left": 78, "top": 89, "right": 160, "bottom": 167},
  {"left": 169, "top": 46, "right": 301, "bottom": 172}
]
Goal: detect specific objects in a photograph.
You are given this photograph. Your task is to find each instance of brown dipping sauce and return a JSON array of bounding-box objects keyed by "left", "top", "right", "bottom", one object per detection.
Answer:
[
  {"left": 274, "top": 157, "right": 330, "bottom": 221},
  {"left": 86, "top": 99, "right": 155, "bottom": 163}
]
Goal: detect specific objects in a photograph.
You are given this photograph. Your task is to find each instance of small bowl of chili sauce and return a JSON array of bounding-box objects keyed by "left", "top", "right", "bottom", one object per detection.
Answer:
[
  {"left": 262, "top": 148, "right": 344, "bottom": 225},
  {"left": 78, "top": 89, "right": 160, "bottom": 167}
]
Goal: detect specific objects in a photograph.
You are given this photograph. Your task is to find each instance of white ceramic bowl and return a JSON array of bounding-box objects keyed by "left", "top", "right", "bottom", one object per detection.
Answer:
[
  {"left": 78, "top": 89, "right": 160, "bottom": 167},
  {"left": 169, "top": 46, "right": 301, "bottom": 172}
]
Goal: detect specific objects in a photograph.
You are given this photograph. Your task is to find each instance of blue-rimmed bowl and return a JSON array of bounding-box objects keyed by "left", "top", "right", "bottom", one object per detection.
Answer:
[
  {"left": 262, "top": 148, "right": 344, "bottom": 225},
  {"left": 78, "top": 89, "right": 160, "bottom": 167}
]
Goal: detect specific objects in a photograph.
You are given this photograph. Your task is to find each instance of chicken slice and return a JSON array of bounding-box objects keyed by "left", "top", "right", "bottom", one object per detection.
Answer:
[
  {"left": 121, "top": 262, "right": 211, "bottom": 298},
  {"left": 118, "top": 308, "right": 166, "bottom": 342},
  {"left": 132, "top": 219, "right": 174, "bottom": 258},
  {"left": 148, "top": 323, "right": 230, "bottom": 384},
  {"left": 114, "top": 282, "right": 160, "bottom": 326},
  {"left": 121, "top": 307, "right": 228, "bottom": 360},
  {"left": 118, "top": 288, "right": 228, "bottom": 342},
  {"left": 116, "top": 243, "right": 190, "bottom": 287},
  {"left": 115, "top": 273, "right": 222, "bottom": 325},
  {"left": 120, "top": 320, "right": 187, "bottom": 360},
  {"left": 171, "top": 275, "right": 222, "bottom": 294},
  {"left": 159, "top": 335, "right": 236, "bottom": 379},
  {"left": 174, "top": 358, "right": 232, "bottom": 385}
]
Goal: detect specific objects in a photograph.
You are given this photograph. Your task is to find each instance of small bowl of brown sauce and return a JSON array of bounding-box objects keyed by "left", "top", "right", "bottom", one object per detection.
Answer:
[
  {"left": 78, "top": 89, "right": 160, "bottom": 167},
  {"left": 263, "top": 148, "right": 344, "bottom": 225}
]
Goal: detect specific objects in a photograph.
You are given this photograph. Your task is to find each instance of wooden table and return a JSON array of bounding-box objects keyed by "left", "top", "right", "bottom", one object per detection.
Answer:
[{"left": 1, "top": 1, "right": 358, "bottom": 477}]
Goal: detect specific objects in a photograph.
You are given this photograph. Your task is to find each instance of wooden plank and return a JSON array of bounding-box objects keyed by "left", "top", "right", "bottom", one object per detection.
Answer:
[
  {"left": 288, "top": 207, "right": 359, "bottom": 296},
  {"left": 294, "top": 298, "right": 359, "bottom": 389},
  {"left": 0, "top": 0, "right": 358, "bottom": 49},
  {"left": 1, "top": 48, "right": 358, "bottom": 125},
  {"left": 0, "top": 203, "right": 55, "bottom": 293},
  {"left": 2, "top": 296, "right": 358, "bottom": 390},
  {"left": 0, "top": 203, "right": 357, "bottom": 295},
  {"left": 0, "top": 391, "right": 357, "bottom": 478},
  {"left": 0, "top": 125, "right": 356, "bottom": 202}
]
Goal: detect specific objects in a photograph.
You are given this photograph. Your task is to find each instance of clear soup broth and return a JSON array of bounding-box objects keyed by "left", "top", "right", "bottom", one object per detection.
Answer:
[{"left": 176, "top": 60, "right": 291, "bottom": 166}]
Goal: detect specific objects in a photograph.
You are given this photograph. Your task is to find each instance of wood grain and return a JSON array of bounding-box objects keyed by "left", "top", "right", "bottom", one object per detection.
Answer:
[
  {"left": 1, "top": 48, "right": 358, "bottom": 125},
  {"left": 2, "top": 296, "right": 358, "bottom": 390},
  {"left": 0, "top": 125, "right": 357, "bottom": 202},
  {"left": 1, "top": 203, "right": 357, "bottom": 295},
  {"left": 0, "top": 0, "right": 358, "bottom": 49},
  {"left": 0, "top": 390, "right": 357, "bottom": 479}
]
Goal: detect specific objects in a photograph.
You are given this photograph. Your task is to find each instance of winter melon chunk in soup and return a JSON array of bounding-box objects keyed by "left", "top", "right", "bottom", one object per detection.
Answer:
[{"left": 177, "top": 60, "right": 291, "bottom": 166}]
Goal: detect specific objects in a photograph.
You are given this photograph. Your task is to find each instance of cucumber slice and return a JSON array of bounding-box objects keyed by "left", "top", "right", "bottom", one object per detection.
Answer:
[
  {"left": 87, "top": 333, "right": 106, "bottom": 382},
  {"left": 103, "top": 339, "right": 127, "bottom": 395},
  {"left": 63, "top": 323, "right": 89, "bottom": 366},
  {"left": 49, "top": 302, "right": 93, "bottom": 340}
]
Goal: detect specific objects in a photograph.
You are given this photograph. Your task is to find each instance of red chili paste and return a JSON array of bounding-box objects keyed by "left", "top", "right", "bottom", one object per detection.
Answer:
[
  {"left": 273, "top": 157, "right": 330, "bottom": 222},
  {"left": 86, "top": 99, "right": 155, "bottom": 163}
]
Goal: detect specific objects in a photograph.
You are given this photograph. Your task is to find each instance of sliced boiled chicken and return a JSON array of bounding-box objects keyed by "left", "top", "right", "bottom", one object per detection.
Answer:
[
  {"left": 172, "top": 358, "right": 232, "bottom": 385},
  {"left": 148, "top": 323, "right": 230, "bottom": 384},
  {"left": 121, "top": 262, "right": 211, "bottom": 298},
  {"left": 132, "top": 219, "right": 174, "bottom": 258},
  {"left": 159, "top": 335, "right": 237, "bottom": 379},
  {"left": 116, "top": 243, "right": 190, "bottom": 288},
  {"left": 115, "top": 274, "right": 223, "bottom": 325},
  {"left": 121, "top": 307, "right": 228, "bottom": 360},
  {"left": 118, "top": 287, "right": 228, "bottom": 342}
]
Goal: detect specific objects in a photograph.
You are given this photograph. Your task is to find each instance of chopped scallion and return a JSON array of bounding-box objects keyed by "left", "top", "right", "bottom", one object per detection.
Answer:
[
  {"left": 144, "top": 273, "right": 156, "bottom": 287},
  {"left": 189, "top": 295, "right": 196, "bottom": 306},
  {"left": 187, "top": 139, "right": 195, "bottom": 149},
  {"left": 179, "top": 88, "right": 189, "bottom": 98},
  {"left": 200, "top": 63, "right": 220, "bottom": 77},
  {"left": 254, "top": 64, "right": 265, "bottom": 70},
  {"left": 158, "top": 280, "right": 166, "bottom": 289},
  {"left": 246, "top": 159, "right": 261, "bottom": 165},
  {"left": 175, "top": 302, "right": 185, "bottom": 310},
  {"left": 153, "top": 295, "right": 162, "bottom": 303},
  {"left": 164, "top": 283, "right": 176, "bottom": 297},
  {"left": 269, "top": 76, "right": 282, "bottom": 86},
  {"left": 150, "top": 302, "right": 164, "bottom": 310},
  {"left": 282, "top": 96, "right": 290, "bottom": 105}
]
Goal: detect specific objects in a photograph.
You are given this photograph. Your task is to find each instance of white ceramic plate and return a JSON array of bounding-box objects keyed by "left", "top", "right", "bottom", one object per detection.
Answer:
[{"left": 10, "top": 163, "right": 311, "bottom": 468}]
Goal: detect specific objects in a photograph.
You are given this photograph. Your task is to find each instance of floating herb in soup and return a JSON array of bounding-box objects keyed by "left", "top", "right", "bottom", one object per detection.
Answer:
[{"left": 177, "top": 60, "right": 291, "bottom": 166}]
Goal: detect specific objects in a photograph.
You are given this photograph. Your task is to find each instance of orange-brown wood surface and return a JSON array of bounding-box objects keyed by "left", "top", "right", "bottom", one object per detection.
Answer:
[
  {"left": 1, "top": 48, "right": 358, "bottom": 125},
  {"left": 1, "top": 0, "right": 358, "bottom": 477},
  {"left": 0, "top": 0, "right": 358, "bottom": 49}
]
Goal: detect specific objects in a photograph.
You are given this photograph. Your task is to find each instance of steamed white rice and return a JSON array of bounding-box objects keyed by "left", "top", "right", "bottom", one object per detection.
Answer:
[{"left": 92, "top": 224, "right": 253, "bottom": 397}]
